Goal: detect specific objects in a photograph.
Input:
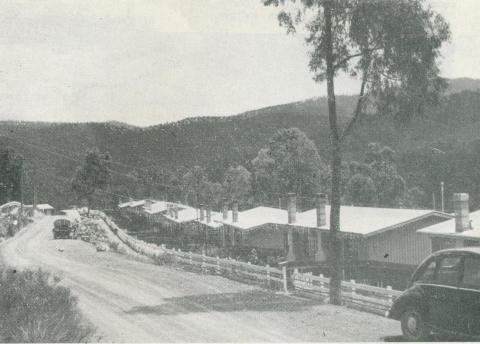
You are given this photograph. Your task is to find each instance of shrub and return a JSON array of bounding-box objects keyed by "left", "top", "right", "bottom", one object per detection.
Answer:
[
  {"left": 109, "top": 241, "right": 119, "bottom": 251},
  {"left": 0, "top": 269, "right": 95, "bottom": 342},
  {"left": 155, "top": 252, "right": 175, "bottom": 265}
]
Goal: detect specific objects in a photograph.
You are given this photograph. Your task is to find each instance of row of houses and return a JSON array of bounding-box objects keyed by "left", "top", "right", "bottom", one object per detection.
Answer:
[{"left": 118, "top": 193, "right": 478, "bottom": 289}]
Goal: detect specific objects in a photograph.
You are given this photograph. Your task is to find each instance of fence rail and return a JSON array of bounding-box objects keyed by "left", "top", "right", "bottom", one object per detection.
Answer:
[
  {"left": 92, "top": 210, "right": 403, "bottom": 316},
  {"left": 292, "top": 269, "right": 402, "bottom": 315}
]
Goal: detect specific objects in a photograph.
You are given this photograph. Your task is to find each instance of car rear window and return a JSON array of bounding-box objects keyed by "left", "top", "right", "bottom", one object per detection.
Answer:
[{"left": 462, "top": 256, "right": 480, "bottom": 290}]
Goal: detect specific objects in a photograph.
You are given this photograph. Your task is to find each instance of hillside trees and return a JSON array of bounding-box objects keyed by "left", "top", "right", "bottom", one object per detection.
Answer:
[
  {"left": 0, "top": 148, "right": 23, "bottom": 204},
  {"left": 343, "top": 143, "right": 426, "bottom": 207},
  {"left": 182, "top": 166, "right": 224, "bottom": 208},
  {"left": 222, "top": 165, "right": 252, "bottom": 207},
  {"left": 252, "top": 128, "right": 328, "bottom": 207},
  {"left": 71, "top": 149, "right": 111, "bottom": 213},
  {"left": 264, "top": 0, "right": 450, "bottom": 304}
]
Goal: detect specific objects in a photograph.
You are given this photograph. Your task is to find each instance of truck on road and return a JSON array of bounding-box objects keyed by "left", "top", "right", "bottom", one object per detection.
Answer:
[{"left": 52, "top": 218, "right": 77, "bottom": 239}]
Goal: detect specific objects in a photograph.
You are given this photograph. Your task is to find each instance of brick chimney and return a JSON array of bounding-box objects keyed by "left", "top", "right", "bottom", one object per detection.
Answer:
[
  {"left": 174, "top": 206, "right": 179, "bottom": 220},
  {"left": 232, "top": 201, "right": 239, "bottom": 223},
  {"left": 316, "top": 193, "right": 327, "bottom": 227},
  {"left": 199, "top": 204, "right": 205, "bottom": 222},
  {"left": 454, "top": 193, "right": 470, "bottom": 233},
  {"left": 288, "top": 193, "right": 296, "bottom": 224},
  {"left": 167, "top": 204, "right": 174, "bottom": 217},
  {"left": 206, "top": 206, "right": 212, "bottom": 223},
  {"left": 222, "top": 201, "right": 228, "bottom": 220}
]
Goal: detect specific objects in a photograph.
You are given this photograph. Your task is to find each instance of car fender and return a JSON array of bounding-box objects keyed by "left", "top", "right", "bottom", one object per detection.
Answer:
[{"left": 388, "top": 286, "right": 428, "bottom": 320}]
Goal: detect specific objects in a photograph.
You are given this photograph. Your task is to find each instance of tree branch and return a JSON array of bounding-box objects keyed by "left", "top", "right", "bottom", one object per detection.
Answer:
[
  {"left": 333, "top": 46, "right": 381, "bottom": 70},
  {"left": 339, "top": 63, "right": 370, "bottom": 142}
]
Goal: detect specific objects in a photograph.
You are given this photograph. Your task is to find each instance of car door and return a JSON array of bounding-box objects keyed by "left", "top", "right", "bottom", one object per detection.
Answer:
[
  {"left": 457, "top": 254, "right": 480, "bottom": 337},
  {"left": 428, "top": 254, "right": 462, "bottom": 333}
]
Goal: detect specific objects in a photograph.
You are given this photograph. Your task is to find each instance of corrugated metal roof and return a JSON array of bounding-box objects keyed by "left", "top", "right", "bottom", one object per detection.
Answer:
[
  {"left": 144, "top": 201, "right": 168, "bottom": 214},
  {"left": 221, "top": 205, "right": 447, "bottom": 236},
  {"left": 37, "top": 204, "right": 54, "bottom": 210},
  {"left": 419, "top": 210, "right": 480, "bottom": 239},
  {"left": 118, "top": 200, "right": 146, "bottom": 208}
]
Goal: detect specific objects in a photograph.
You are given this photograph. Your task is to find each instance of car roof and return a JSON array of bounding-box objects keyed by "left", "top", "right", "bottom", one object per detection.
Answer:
[{"left": 432, "top": 246, "right": 480, "bottom": 256}]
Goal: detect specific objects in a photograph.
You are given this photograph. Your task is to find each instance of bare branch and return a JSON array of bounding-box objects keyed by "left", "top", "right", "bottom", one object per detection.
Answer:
[{"left": 339, "top": 62, "right": 370, "bottom": 142}]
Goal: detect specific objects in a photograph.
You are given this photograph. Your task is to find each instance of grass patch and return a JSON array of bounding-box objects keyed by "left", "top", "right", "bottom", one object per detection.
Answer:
[{"left": 0, "top": 269, "right": 96, "bottom": 342}]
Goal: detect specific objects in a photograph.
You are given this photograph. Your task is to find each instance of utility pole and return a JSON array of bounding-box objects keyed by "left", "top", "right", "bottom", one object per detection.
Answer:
[
  {"left": 18, "top": 165, "right": 24, "bottom": 231},
  {"left": 33, "top": 166, "right": 37, "bottom": 214},
  {"left": 440, "top": 181, "right": 444, "bottom": 212}
]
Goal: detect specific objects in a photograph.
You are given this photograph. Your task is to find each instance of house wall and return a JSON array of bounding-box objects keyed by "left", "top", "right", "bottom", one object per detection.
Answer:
[
  {"left": 431, "top": 236, "right": 480, "bottom": 252},
  {"left": 361, "top": 216, "right": 447, "bottom": 266},
  {"left": 243, "top": 224, "right": 286, "bottom": 251}
]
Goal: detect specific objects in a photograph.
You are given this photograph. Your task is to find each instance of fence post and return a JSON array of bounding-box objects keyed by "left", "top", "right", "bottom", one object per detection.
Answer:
[
  {"left": 319, "top": 273, "right": 325, "bottom": 291},
  {"left": 282, "top": 266, "right": 288, "bottom": 293},
  {"left": 201, "top": 252, "right": 206, "bottom": 273},
  {"left": 387, "top": 286, "right": 393, "bottom": 306},
  {"left": 350, "top": 279, "right": 356, "bottom": 300},
  {"left": 216, "top": 256, "right": 220, "bottom": 275},
  {"left": 189, "top": 251, "right": 193, "bottom": 266},
  {"left": 266, "top": 264, "right": 271, "bottom": 288}
]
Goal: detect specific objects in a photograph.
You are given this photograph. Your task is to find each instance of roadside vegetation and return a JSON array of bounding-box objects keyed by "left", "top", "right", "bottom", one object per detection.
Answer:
[{"left": 0, "top": 269, "right": 95, "bottom": 342}]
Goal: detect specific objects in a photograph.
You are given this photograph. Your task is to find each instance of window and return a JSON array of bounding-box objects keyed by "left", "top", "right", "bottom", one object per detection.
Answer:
[
  {"left": 436, "top": 256, "right": 462, "bottom": 286},
  {"left": 462, "top": 256, "right": 480, "bottom": 290},
  {"left": 416, "top": 259, "right": 437, "bottom": 283}
]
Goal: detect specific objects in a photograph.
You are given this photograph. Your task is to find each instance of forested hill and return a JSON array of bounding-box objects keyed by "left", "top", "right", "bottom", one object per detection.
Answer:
[{"left": 1, "top": 78, "right": 480, "bottom": 209}]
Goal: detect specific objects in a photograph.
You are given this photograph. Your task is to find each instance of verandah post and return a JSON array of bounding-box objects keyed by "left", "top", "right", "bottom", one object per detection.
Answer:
[
  {"left": 282, "top": 265, "right": 288, "bottom": 293},
  {"left": 387, "top": 285, "right": 393, "bottom": 306},
  {"left": 266, "top": 264, "right": 271, "bottom": 288}
]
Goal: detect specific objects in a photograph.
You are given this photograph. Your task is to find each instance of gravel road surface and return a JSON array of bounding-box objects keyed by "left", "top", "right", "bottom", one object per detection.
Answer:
[{"left": 0, "top": 216, "right": 402, "bottom": 342}]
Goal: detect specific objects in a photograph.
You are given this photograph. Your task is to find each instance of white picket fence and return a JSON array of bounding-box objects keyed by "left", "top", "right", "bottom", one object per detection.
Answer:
[
  {"left": 291, "top": 269, "right": 403, "bottom": 315},
  {"left": 93, "top": 210, "right": 402, "bottom": 315},
  {"left": 92, "top": 210, "right": 286, "bottom": 289}
]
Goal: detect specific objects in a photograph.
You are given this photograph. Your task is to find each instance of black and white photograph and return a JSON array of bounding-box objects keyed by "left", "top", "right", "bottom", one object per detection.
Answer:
[{"left": 0, "top": 0, "right": 479, "bottom": 342}]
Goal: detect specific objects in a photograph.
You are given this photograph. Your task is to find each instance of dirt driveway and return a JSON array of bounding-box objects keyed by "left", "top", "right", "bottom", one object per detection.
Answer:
[{"left": 0, "top": 215, "right": 402, "bottom": 342}]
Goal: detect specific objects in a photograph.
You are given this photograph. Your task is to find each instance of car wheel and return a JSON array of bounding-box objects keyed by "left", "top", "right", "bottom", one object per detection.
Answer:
[{"left": 401, "top": 308, "right": 429, "bottom": 341}]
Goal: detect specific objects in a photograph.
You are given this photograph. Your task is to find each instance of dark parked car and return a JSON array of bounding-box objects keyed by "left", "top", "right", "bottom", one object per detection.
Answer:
[
  {"left": 387, "top": 247, "right": 480, "bottom": 341},
  {"left": 52, "top": 218, "right": 76, "bottom": 239}
]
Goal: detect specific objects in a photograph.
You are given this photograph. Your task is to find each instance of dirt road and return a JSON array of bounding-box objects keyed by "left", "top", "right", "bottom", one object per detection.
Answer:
[{"left": 0, "top": 216, "right": 402, "bottom": 342}]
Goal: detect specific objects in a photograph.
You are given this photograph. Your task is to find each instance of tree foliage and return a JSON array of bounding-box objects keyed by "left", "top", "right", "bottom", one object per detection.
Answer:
[
  {"left": 343, "top": 143, "right": 419, "bottom": 207},
  {"left": 222, "top": 165, "right": 252, "bottom": 206},
  {"left": 264, "top": 0, "right": 450, "bottom": 304},
  {"left": 252, "top": 128, "right": 327, "bottom": 205},
  {"left": 0, "top": 148, "right": 23, "bottom": 204},
  {"left": 71, "top": 149, "right": 111, "bottom": 212}
]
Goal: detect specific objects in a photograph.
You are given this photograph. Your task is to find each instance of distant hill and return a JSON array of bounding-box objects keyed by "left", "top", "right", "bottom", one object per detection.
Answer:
[
  {"left": 446, "top": 78, "right": 480, "bottom": 94},
  {"left": 1, "top": 78, "right": 480, "bottom": 209}
]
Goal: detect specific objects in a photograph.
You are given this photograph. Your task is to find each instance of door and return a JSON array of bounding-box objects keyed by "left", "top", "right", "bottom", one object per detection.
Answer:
[
  {"left": 458, "top": 255, "right": 480, "bottom": 337},
  {"left": 428, "top": 255, "right": 462, "bottom": 332}
]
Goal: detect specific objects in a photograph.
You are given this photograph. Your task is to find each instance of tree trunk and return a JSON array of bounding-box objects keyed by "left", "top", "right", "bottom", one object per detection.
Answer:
[{"left": 324, "top": 1, "right": 343, "bottom": 305}]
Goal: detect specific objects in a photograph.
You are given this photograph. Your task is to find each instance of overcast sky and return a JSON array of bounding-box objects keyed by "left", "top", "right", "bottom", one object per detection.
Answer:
[{"left": 0, "top": 0, "right": 477, "bottom": 126}]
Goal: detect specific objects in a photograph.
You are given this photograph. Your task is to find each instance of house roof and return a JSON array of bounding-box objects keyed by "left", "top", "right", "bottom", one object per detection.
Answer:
[
  {"left": 197, "top": 211, "right": 224, "bottom": 228},
  {"left": 221, "top": 206, "right": 290, "bottom": 231},
  {"left": 37, "top": 204, "right": 54, "bottom": 210},
  {"left": 161, "top": 204, "right": 224, "bottom": 228},
  {"left": 118, "top": 200, "right": 146, "bottom": 209},
  {"left": 163, "top": 205, "right": 198, "bottom": 224},
  {"left": 221, "top": 205, "right": 450, "bottom": 237},
  {"left": 143, "top": 201, "right": 168, "bottom": 215},
  {"left": 418, "top": 210, "right": 480, "bottom": 240}
]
